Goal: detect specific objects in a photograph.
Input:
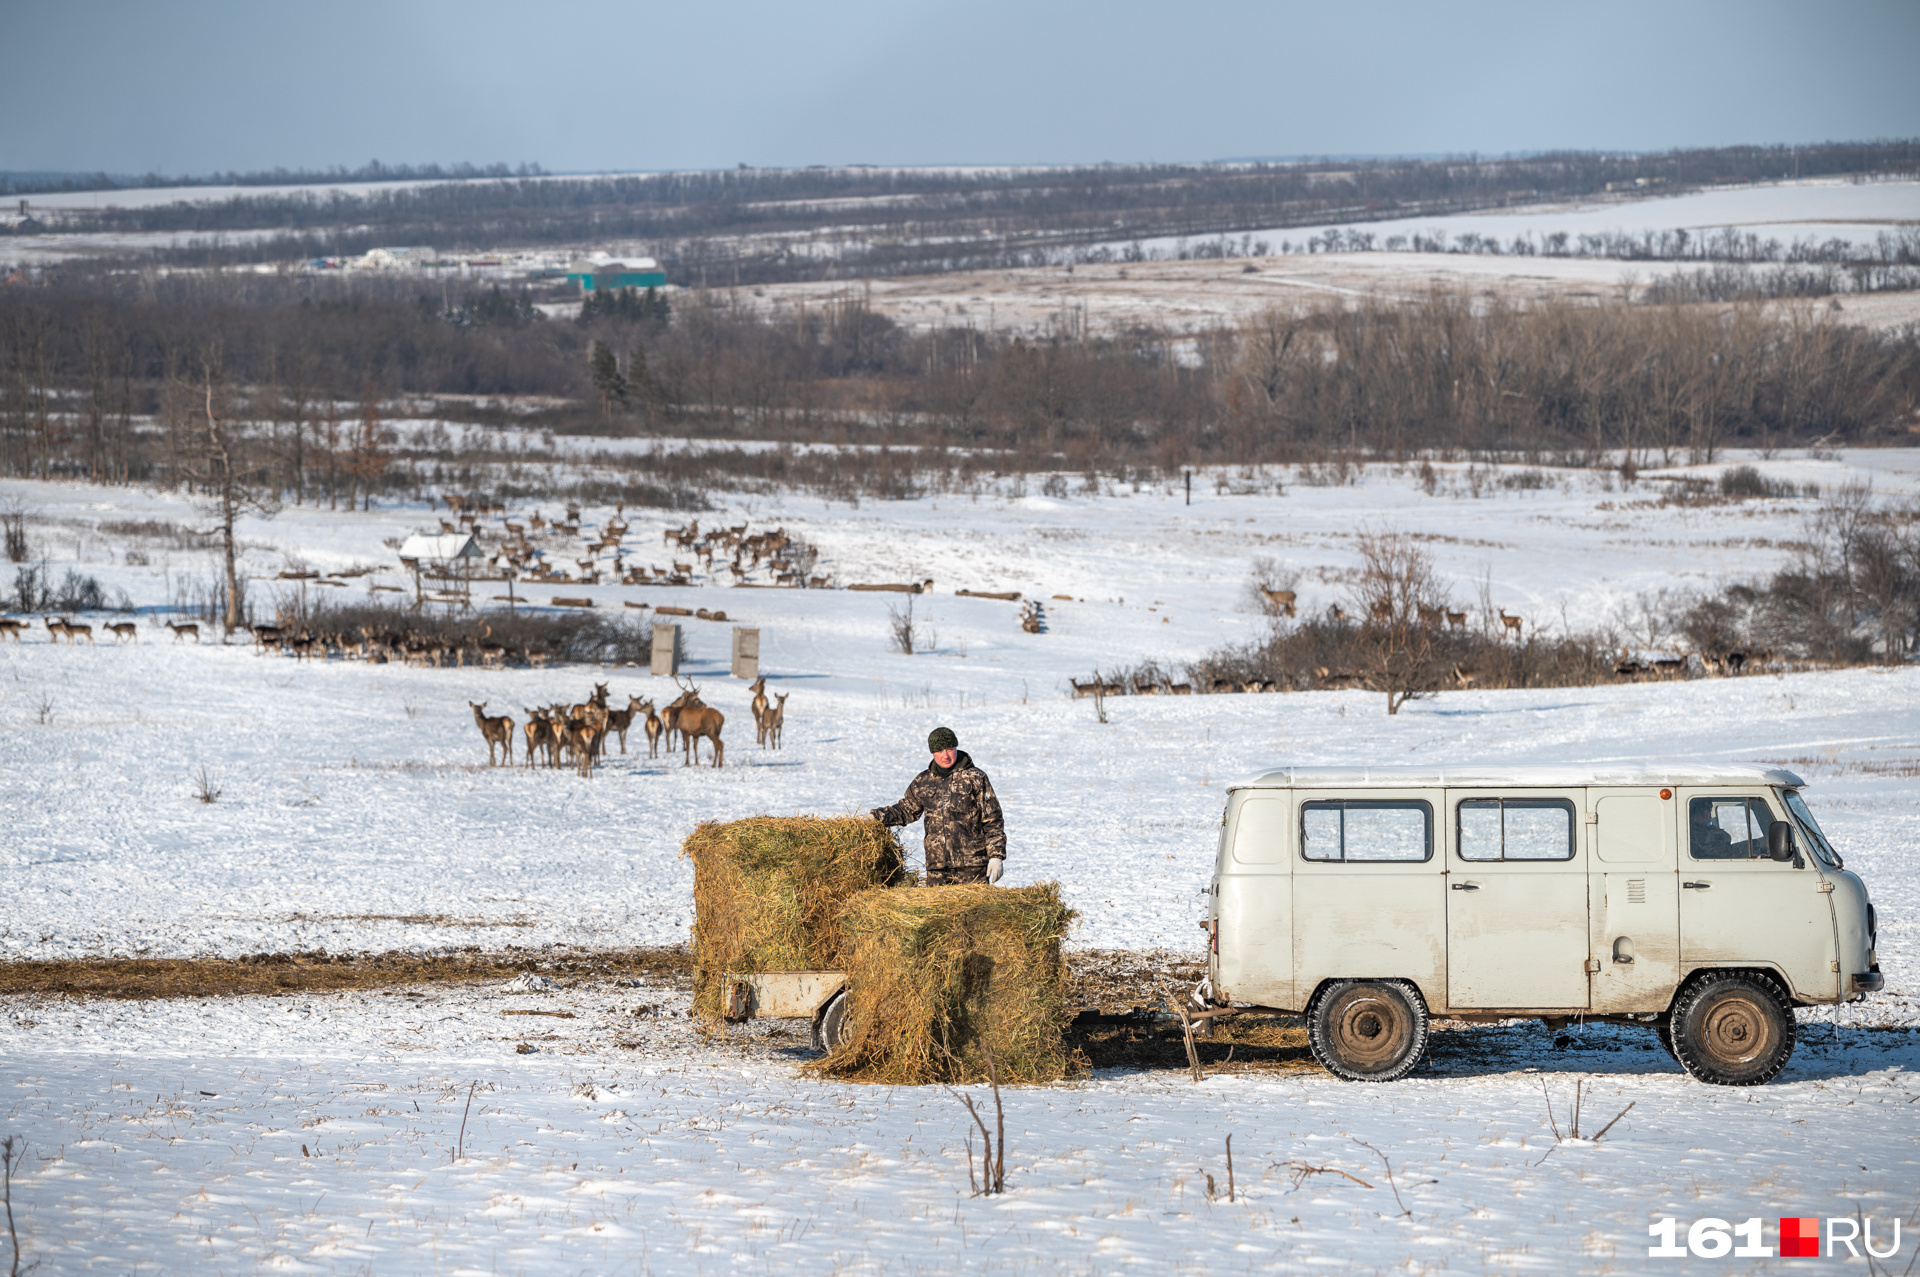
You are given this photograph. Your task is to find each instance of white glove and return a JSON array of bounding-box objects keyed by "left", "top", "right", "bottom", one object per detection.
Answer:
[{"left": 986, "top": 858, "right": 1004, "bottom": 884}]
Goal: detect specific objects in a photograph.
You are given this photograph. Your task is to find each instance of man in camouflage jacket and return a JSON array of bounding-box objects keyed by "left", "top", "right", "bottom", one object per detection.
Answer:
[{"left": 870, "top": 726, "right": 1006, "bottom": 886}]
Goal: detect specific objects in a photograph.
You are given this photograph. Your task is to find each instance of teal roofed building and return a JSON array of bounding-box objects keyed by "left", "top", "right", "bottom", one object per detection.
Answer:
[{"left": 566, "top": 257, "right": 667, "bottom": 290}]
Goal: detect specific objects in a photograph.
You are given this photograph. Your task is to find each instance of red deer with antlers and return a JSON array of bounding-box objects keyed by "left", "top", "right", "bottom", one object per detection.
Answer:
[{"left": 670, "top": 676, "right": 725, "bottom": 768}]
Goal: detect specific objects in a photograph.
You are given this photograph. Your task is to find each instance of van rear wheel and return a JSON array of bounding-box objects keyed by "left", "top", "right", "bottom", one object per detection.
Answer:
[
  {"left": 1670, "top": 971, "right": 1795, "bottom": 1086},
  {"left": 1308, "top": 980, "right": 1429, "bottom": 1082}
]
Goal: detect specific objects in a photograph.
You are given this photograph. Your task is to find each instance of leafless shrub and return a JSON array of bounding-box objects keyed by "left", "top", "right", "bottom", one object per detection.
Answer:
[
  {"left": 31, "top": 694, "right": 53, "bottom": 727},
  {"left": 1, "top": 512, "right": 27, "bottom": 564},
  {"left": 948, "top": 1047, "right": 1007, "bottom": 1196},
  {"left": 1718, "top": 465, "right": 1816, "bottom": 499},
  {"left": 193, "top": 766, "right": 223, "bottom": 804},
  {"left": 1349, "top": 532, "right": 1450, "bottom": 715},
  {"left": 887, "top": 599, "right": 921, "bottom": 656},
  {"left": 2, "top": 1133, "right": 29, "bottom": 1277}
]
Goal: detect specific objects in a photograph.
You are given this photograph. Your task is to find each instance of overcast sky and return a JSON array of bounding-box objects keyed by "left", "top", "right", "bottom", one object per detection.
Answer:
[{"left": 4, "top": 0, "right": 1916, "bottom": 176}]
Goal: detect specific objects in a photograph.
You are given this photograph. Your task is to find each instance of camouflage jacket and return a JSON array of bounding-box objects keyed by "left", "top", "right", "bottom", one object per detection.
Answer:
[{"left": 876, "top": 751, "right": 1006, "bottom": 872}]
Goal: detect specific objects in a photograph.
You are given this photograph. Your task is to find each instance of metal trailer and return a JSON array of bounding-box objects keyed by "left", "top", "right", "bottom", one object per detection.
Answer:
[{"left": 721, "top": 970, "right": 851, "bottom": 1050}]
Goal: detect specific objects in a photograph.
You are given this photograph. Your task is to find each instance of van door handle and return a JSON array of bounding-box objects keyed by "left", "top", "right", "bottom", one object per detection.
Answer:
[
  {"left": 1682, "top": 881, "right": 1712, "bottom": 890},
  {"left": 1450, "top": 882, "right": 1479, "bottom": 891}
]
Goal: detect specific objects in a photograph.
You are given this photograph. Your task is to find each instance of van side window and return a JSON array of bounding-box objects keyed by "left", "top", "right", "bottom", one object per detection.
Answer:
[
  {"left": 1457, "top": 798, "right": 1575, "bottom": 861},
  {"left": 1300, "top": 800, "right": 1432, "bottom": 862},
  {"left": 1688, "top": 797, "right": 1775, "bottom": 860}
]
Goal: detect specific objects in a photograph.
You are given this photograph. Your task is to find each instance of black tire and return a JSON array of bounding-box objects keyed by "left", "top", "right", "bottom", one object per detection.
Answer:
[
  {"left": 1670, "top": 971, "right": 1795, "bottom": 1086},
  {"left": 814, "top": 989, "right": 850, "bottom": 1053},
  {"left": 1307, "top": 980, "right": 1429, "bottom": 1082}
]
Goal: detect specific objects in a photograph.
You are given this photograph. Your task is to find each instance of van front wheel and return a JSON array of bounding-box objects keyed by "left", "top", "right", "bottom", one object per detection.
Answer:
[
  {"left": 1308, "top": 980, "right": 1429, "bottom": 1082},
  {"left": 1670, "top": 971, "right": 1795, "bottom": 1086}
]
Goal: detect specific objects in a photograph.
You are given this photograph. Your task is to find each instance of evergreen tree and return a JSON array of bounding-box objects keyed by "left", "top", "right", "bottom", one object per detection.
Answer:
[{"left": 588, "top": 340, "right": 627, "bottom": 423}]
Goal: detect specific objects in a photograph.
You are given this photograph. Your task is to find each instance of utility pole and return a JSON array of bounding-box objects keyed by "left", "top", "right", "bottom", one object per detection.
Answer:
[{"left": 1185, "top": 469, "right": 1192, "bottom": 505}]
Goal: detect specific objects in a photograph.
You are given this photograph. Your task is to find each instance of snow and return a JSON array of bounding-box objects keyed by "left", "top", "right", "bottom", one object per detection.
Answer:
[
  {"left": 3, "top": 446, "right": 1918, "bottom": 1271},
  {"left": 1118, "top": 178, "right": 1920, "bottom": 257}
]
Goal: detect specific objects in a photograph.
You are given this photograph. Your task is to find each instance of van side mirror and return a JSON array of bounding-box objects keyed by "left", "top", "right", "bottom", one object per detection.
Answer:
[{"left": 1766, "top": 820, "right": 1796, "bottom": 862}]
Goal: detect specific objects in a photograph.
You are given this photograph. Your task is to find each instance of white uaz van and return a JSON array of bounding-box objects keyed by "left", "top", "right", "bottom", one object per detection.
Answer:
[{"left": 1201, "top": 765, "right": 1879, "bottom": 1085}]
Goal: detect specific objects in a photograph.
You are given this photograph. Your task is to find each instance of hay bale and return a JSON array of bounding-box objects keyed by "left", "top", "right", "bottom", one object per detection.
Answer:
[
  {"left": 812, "top": 883, "right": 1077, "bottom": 1085},
  {"left": 684, "top": 815, "right": 907, "bottom": 1021}
]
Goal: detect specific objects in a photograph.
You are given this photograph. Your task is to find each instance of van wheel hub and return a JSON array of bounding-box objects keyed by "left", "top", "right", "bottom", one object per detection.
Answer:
[
  {"left": 1309, "top": 980, "right": 1430, "bottom": 1082},
  {"left": 1671, "top": 971, "right": 1795, "bottom": 1086}
]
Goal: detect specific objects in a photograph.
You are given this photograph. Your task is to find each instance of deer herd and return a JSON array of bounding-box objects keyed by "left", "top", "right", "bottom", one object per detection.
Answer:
[{"left": 469, "top": 674, "right": 788, "bottom": 776}]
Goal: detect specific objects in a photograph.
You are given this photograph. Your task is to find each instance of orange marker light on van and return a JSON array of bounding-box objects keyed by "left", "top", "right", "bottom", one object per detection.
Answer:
[{"left": 1660, "top": 788, "right": 1672, "bottom": 799}]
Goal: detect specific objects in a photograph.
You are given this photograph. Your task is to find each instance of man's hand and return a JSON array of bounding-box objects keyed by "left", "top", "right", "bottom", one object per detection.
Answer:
[
  {"left": 869, "top": 807, "right": 889, "bottom": 824},
  {"left": 986, "top": 857, "right": 1004, "bottom": 884}
]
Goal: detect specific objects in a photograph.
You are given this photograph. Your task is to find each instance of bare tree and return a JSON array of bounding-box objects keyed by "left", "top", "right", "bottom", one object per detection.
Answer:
[
  {"left": 169, "top": 350, "right": 280, "bottom": 635},
  {"left": 1349, "top": 531, "right": 1449, "bottom": 715}
]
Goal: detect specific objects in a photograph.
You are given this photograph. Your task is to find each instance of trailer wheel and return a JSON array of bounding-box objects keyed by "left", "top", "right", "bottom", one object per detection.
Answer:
[
  {"left": 1308, "top": 980, "right": 1428, "bottom": 1082},
  {"left": 814, "top": 989, "right": 850, "bottom": 1053},
  {"left": 1670, "top": 971, "right": 1795, "bottom": 1086}
]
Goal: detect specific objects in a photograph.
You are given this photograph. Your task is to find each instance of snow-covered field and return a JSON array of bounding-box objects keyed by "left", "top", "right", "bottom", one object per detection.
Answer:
[
  {"left": 1118, "top": 178, "right": 1920, "bottom": 259},
  {"left": 3, "top": 447, "right": 1917, "bottom": 1272}
]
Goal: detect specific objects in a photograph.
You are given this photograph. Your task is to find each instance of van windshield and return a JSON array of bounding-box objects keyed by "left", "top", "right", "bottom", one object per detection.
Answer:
[{"left": 1783, "top": 790, "right": 1842, "bottom": 869}]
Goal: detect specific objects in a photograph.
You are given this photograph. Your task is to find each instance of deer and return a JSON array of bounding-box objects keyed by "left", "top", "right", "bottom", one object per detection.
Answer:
[
  {"left": 1451, "top": 664, "right": 1478, "bottom": 688},
  {"left": 604, "top": 695, "right": 643, "bottom": 754},
  {"left": 522, "top": 709, "right": 557, "bottom": 768},
  {"left": 1259, "top": 587, "right": 1297, "bottom": 617},
  {"left": 1068, "top": 677, "right": 1102, "bottom": 699},
  {"left": 48, "top": 617, "right": 93, "bottom": 644},
  {"left": 764, "top": 692, "right": 788, "bottom": 749},
  {"left": 1497, "top": 609, "right": 1524, "bottom": 640},
  {"left": 749, "top": 675, "right": 771, "bottom": 745},
  {"left": 165, "top": 620, "right": 200, "bottom": 643},
  {"left": 1445, "top": 609, "right": 1468, "bottom": 630},
  {"left": 574, "top": 704, "right": 608, "bottom": 776},
  {"left": 470, "top": 701, "right": 514, "bottom": 766},
  {"left": 641, "top": 698, "right": 664, "bottom": 758},
  {"left": 1415, "top": 603, "right": 1443, "bottom": 628},
  {"left": 671, "top": 676, "right": 724, "bottom": 768},
  {"left": 1369, "top": 599, "right": 1394, "bottom": 624},
  {"left": 477, "top": 624, "right": 506, "bottom": 670},
  {"left": 0, "top": 618, "right": 22, "bottom": 642},
  {"left": 105, "top": 621, "right": 137, "bottom": 643}
]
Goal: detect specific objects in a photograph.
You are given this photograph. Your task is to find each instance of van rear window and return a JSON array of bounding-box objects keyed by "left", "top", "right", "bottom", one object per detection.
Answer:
[
  {"left": 1457, "top": 798, "right": 1575, "bottom": 861},
  {"left": 1301, "top": 800, "right": 1432, "bottom": 862}
]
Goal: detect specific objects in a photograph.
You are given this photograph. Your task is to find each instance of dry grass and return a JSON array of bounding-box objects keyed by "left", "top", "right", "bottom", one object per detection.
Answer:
[
  {"left": 0, "top": 947, "right": 692, "bottom": 1001},
  {"left": 685, "top": 815, "right": 908, "bottom": 1022},
  {"left": 812, "top": 883, "right": 1077, "bottom": 1085},
  {"left": 280, "top": 911, "right": 536, "bottom": 929}
]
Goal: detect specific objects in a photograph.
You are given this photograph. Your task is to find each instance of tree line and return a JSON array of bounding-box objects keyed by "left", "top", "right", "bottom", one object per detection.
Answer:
[
  {"left": 3, "top": 269, "right": 1917, "bottom": 502},
  {"left": 21, "top": 140, "right": 1916, "bottom": 286}
]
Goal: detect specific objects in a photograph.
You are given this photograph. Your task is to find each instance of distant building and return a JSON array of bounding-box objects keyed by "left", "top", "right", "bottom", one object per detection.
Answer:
[
  {"left": 358, "top": 246, "right": 439, "bottom": 270},
  {"left": 567, "top": 256, "right": 667, "bottom": 290}
]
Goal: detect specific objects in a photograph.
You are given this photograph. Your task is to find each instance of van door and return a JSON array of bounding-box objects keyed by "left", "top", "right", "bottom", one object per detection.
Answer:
[
  {"left": 1216, "top": 790, "right": 1293, "bottom": 1007},
  {"left": 1292, "top": 792, "right": 1446, "bottom": 1014},
  {"left": 1676, "top": 789, "right": 1835, "bottom": 999},
  {"left": 1589, "top": 789, "right": 1680, "bottom": 1014},
  {"left": 1445, "top": 790, "right": 1590, "bottom": 1009}
]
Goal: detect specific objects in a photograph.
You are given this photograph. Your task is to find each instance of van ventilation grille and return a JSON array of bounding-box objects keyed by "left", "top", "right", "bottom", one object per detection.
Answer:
[{"left": 1628, "top": 878, "right": 1646, "bottom": 904}]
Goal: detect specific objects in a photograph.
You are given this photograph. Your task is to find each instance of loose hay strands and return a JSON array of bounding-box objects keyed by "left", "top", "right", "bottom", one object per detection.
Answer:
[
  {"left": 812, "top": 883, "right": 1077, "bottom": 1085},
  {"left": 684, "top": 815, "right": 908, "bottom": 1022}
]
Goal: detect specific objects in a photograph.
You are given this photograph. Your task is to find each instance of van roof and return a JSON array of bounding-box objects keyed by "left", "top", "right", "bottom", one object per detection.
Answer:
[{"left": 1230, "top": 763, "right": 1807, "bottom": 791}]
